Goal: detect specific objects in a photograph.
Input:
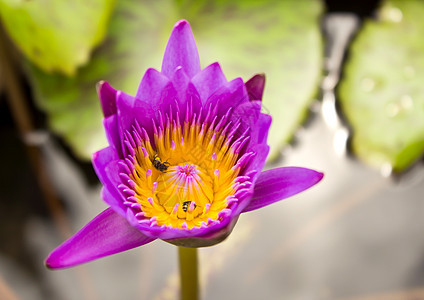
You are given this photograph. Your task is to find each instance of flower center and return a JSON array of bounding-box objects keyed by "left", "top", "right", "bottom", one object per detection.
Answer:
[{"left": 119, "top": 106, "right": 254, "bottom": 230}]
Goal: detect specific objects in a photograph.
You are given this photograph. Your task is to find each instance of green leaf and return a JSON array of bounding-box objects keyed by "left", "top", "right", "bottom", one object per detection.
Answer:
[
  {"left": 339, "top": 0, "right": 424, "bottom": 172},
  {"left": 26, "top": 0, "right": 323, "bottom": 160},
  {"left": 0, "top": 0, "right": 115, "bottom": 75}
]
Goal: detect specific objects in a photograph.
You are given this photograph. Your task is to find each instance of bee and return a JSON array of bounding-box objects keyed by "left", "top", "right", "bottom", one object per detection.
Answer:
[
  {"left": 152, "top": 154, "right": 170, "bottom": 172},
  {"left": 182, "top": 201, "right": 197, "bottom": 212}
]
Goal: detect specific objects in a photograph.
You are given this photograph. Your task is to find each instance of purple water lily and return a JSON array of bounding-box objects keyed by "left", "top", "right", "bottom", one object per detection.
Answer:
[{"left": 46, "top": 20, "right": 323, "bottom": 269}]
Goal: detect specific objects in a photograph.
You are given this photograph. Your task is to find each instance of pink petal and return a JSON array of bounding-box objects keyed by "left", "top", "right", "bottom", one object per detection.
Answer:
[
  {"left": 161, "top": 20, "right": 201, "bottom": 78},
  {"left": 116, "top": 90, "right": 136, "bottom": 133},
  {"left": 103, "top": 115, "right": 122, "bottom": 157},
  {"left": 245, "top": 73, "right": 265, "bottom": 101},
  {"left": 242, "top": 167, "right": 324, "bottom": 213},
  {"left": 248, "top": 113, "right": 272, "bottom": 148},
  {"left": 133, "top": 68, "right": 177, "bottom": 135},
  {"left": 171, "top": 66, "right": 190, "bottom": 107},
  {"left": 92, "top": 147, "right": 119, "bottom": 185},
  {"left": 135, "top": 68, "right": 171, "bottom": 106},
  {"left": 191, "top": 62, "right": 227, "bottom": 103},
  {"left": 45, "top": 208, "right": 155, "bottom": 269},
  {"left": 97, "top": 81, "right": 117, "bottom": 117},
  {"left": 229, "top": 100, "right": 261, "bottom": 136},
  {"left": 243, "top": 143, "right": 270, "bottom": 181},
  {"left": 204, "top": 77, "right": 249, "bottom": 118},
  {"left": 92, "top": 148, "right": 127, "bottom": 216}
]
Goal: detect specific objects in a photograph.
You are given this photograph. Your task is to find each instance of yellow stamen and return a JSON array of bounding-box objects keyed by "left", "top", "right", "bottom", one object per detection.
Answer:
[{"left": 125, "top": 113, "right": 248, "bottom": 230}]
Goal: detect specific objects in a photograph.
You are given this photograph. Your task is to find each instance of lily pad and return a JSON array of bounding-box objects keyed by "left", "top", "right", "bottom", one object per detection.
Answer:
[
  {"left": 26, "top": 0, "right": 323, "bottom": 160},
  {"left": 339, "top": 0, "right": 424, "bottom": 172},
  {"left": 0, "top": 0, "right": 115, "bottom": 75}
]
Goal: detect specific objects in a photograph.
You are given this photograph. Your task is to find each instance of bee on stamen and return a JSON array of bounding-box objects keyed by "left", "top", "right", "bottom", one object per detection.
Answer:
[
  {"left": 151, "top": 153, "right": 170, "bottom": 172},
  {"left": 182, "top": 201, "right": 197, "bottom": 212}
]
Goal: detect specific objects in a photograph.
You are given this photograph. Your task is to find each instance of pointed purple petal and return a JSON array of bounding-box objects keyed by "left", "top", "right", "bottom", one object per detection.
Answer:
[
  {"left": 245, "top": 73, "right": 265, "bottom": 101},
  {"left": 185, "top": 82, "right": 202, "bottom": 117},
  {"left": 116, "top": 90, "right": 161, "bottom": 154},
  {"left": 101, "top": 173, "right": 126, "bottom": 217},
  {"left": 116, "top": 90, "right": 135, "bottom": 132},
  {"left": 45, "top": 208, "right": 155, "bottom": 269},
  {"left": 97, "top": 81, "right": 118, "bottom": 117},
  {"left": 161, "top": 20, "right": 201, "bottom": 78},
  {"left": 235, "top": 143, "right": 269, "bottom": 212},
  {"left": 114, "top": 90, "right": 136, "bottom": 154},
  {"left": 204, "top": 78, "right": 249, "bottom": 118},
  {"left": 134, "top": 68, "right": 181, "bottom": 136},
  {"left": 246, "top": 113, "right": 272, "bottom": 150},
  {"left": 103, "top": 115, "right": 122, "bottom": 158},
  {"left": 171, "top": 66, "right": 190, "bottom": 106},
  {"left": 255, "top": 113, "right": 272, "bottom": 145},
  {"left": 158, "top": 66, "right": 203, "bottom": 122},
  {"left": 92, "top": 146, "right": 119, "bottom": 180},
  {"left": 229, "top": 100, "right": 261, "bottom": 136},
  {"left": 92, "top": 148, "right": 126, "bottom": 216},
  {"left": 242, "top": 167, "right": 324, "bottom": 213},
  {"left": 135, "top": 68, "right": 171, "bottom": 105},
  {"left": 243, "top": 143, "right": 269, "bottom": 180},
  {"left": 191, "top": 62, "right": 227, "bottom": 103}
]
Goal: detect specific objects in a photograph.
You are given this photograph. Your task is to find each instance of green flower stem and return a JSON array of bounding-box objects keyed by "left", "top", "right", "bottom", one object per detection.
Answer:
[{"left": 178, "top": 247, "right": 199, "bottom": 300}]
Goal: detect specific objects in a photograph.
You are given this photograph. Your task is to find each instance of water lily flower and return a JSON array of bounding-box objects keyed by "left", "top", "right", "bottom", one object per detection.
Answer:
[{"left": 46, "top": 20, "right": 323, "bottom": 269}]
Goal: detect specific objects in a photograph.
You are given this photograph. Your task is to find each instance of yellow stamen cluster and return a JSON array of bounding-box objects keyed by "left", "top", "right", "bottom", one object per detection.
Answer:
[{"left": 126, "top": 115, "right": 245, "bottom": 229}]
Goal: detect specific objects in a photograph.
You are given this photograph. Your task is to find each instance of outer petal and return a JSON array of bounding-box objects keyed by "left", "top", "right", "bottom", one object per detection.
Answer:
[
  {"left": 170, "top": 66, "right": 190, "bottom": 104},
  {"left": 234, "top": 143, "right": 270, "bottom": 213},
  {"left": 229, "top": 100, "right": 261, "bottom": 139},
  {"left": 243, "top": 143, "right": 270, "bottom": 181},
  {"left": 191, "top": 62, "right": 227, "bottom": 103},
  {"left": 164, "top": 216, "right": 238, "bottom": 248},
  {"left": 135, "top": 68, "right": 172, "bottom": 108},
  {"left": 92, "top": 147, "right": 126, "bottom": 216},
  {"left": 45, "top": 208, "right": 155, "bottom": 269},
  {"left": 115, "top": 90, "right": 136, "bottom": 154},
  {"left": 242, "top": 167, "right": 324, "bottom": 213},
  {"left": 161, "top": 20, "right": 201, "bottom": 78},
  {"left": 255, "top": 113, "right": 272, "bottom": 145},
  {"left": 116, "top": 90, "right": 138, "bottom": 131},
  {"left": 92, "top": 146, "right": 119, "bottom": 182},
  {"left": 103, "top": 115, "right": 122, "bottom": 157},
  {"left": 131, "top": 208, "right": 237, "bottom": 247},
  {"left": 247, "top": 113, "right": 272, "bottom": 149},
  {"left": 245, "top": 73, "right": 265, "bottom": 101},
  {"left": 169, "top": 67, "right": 202, "bottom": 118},
  {"left": 204, "top": 78, "right": 249, "bottom": 119},
  {"left": 116, "top": 90, "right": 161, "bottom": 154},
  {"left": 97, "top": 81, "right": 117, "bottom": 117},
  {"left": 132, "top": 68, "right": 182, "bottom": 138}
]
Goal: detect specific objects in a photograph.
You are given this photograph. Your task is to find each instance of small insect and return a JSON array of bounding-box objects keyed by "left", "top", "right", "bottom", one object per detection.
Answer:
[
  {"left": 182, "top": 201, "right": 197, "bottom": 212},
  {"left": 152, "top": 154, "right": 170, "bottom": 172}
]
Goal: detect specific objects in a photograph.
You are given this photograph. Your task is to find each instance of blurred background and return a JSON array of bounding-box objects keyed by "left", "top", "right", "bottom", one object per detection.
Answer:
[{"left": 1, "top": 0, "right": 424, "bottom": 299}]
